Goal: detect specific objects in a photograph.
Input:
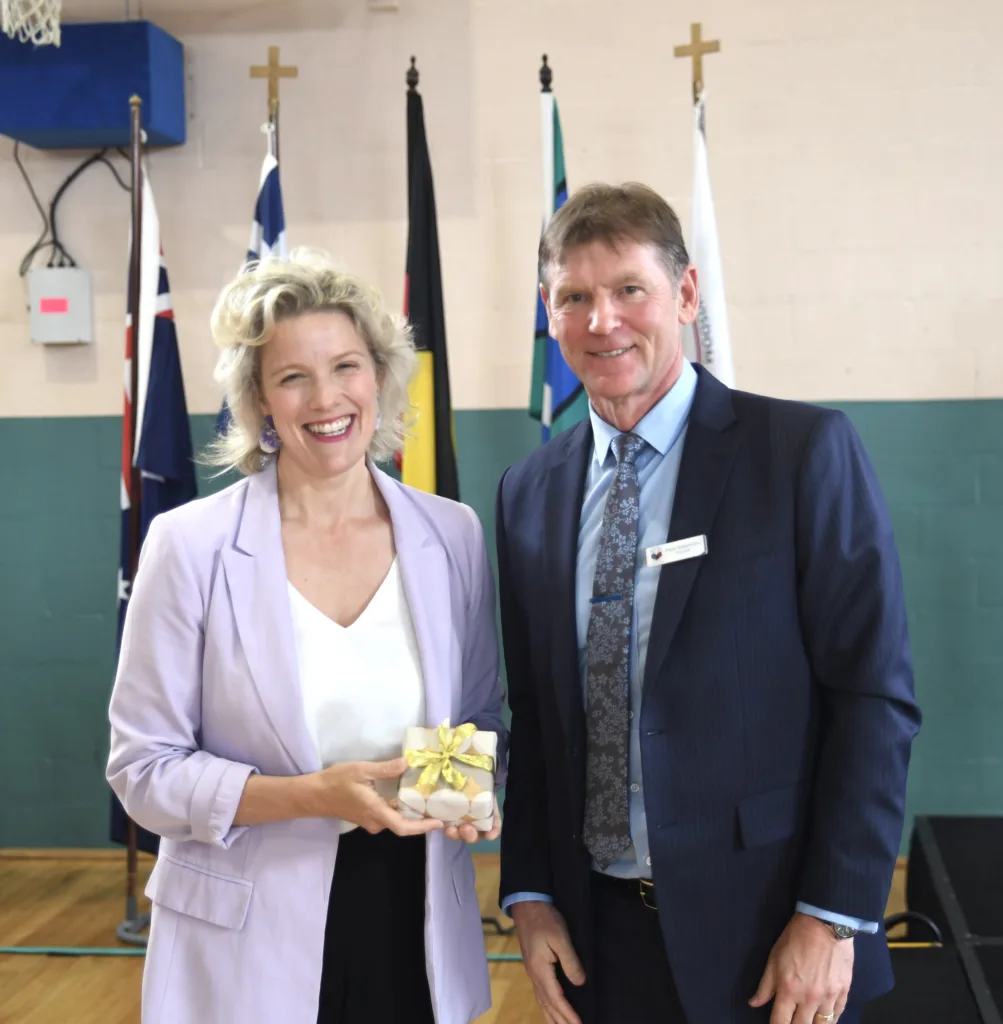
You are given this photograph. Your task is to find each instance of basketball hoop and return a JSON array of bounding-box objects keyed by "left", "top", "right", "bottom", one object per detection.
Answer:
[{"left": 2, "top": 0, "right": 62, "bottom": 46}]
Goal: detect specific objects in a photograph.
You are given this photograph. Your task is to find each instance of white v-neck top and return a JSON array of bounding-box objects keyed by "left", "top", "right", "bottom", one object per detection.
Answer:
[{"left": 287, "top": 558, "right": 426, "bottom": 832}]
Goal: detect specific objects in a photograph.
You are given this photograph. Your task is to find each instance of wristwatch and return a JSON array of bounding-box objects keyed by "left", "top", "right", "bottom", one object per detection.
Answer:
[{"left": 825, "top": 921, "right": 859, "bottom": 940}]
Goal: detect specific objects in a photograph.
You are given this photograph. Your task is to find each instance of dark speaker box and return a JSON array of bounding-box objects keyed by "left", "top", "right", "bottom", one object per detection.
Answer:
[{"left": 899, "top": 816, "right": 1003, "bottom": 1023}]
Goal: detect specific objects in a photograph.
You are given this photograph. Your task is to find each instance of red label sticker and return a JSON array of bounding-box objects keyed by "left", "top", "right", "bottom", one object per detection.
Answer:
[{"left": 39, "top": 297, "right": 69, "bottom": 314}]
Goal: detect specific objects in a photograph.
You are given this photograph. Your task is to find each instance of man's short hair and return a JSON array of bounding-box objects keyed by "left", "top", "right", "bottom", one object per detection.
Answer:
[{"left": 539, "top": 182, "right": 690, "bottom": 289}]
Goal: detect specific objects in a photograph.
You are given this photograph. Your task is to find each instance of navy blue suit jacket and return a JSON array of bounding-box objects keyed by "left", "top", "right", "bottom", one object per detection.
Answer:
[{"left": 497, "top": 366, "right": 921, "bottom": 1022}]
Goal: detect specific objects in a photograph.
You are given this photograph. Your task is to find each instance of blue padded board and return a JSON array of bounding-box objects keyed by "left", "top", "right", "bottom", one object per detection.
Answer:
[{"left": 0, "top": 20, "right": 185, "bottom": 148}]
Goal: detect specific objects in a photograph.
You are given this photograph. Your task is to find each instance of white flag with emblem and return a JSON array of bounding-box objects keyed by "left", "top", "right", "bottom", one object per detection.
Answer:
[{"left": 683, "top": 90, "right": 735, "bottom": 387}]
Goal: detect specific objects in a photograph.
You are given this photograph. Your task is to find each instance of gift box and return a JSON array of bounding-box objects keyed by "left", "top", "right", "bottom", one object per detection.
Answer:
[{"left": 398, "top": 720, "right": 497, "bottom": 829}]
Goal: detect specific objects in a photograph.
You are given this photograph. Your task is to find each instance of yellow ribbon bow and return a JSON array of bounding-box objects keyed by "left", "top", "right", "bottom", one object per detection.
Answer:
[{"left": 404, "top": 722, "right": 495, "bottom": 791}]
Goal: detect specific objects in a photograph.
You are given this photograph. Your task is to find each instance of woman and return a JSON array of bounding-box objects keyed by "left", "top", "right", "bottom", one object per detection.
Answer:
[{"left": 106, "top": 250, "right": 507, "bottom": 1024}]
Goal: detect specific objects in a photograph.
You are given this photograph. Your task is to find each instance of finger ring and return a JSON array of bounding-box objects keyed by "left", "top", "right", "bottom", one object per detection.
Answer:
[{"left": 815, "top": 1014, "right": 835, "bottom": 1022}]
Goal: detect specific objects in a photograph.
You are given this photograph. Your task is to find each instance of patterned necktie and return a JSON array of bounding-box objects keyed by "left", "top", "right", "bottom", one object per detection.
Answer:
[{"left": 583, "top": 432, "right": 646, "bottom": 869}]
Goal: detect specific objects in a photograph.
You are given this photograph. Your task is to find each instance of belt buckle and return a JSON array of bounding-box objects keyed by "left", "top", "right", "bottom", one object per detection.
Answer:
[{"left": 639, "top": 878, "right": 657, "bottom": 910}]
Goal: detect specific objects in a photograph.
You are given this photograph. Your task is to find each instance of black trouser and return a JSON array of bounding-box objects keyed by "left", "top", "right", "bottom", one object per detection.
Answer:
[
  {"left": 590, "top": 871, "right": 689, "bottom": 1023},
  {"left": 589, "top": 872, "right": 862, "bottom": 1024},
  {"left": 317, "top": 828, "right": 434, "bottom": 1024}
]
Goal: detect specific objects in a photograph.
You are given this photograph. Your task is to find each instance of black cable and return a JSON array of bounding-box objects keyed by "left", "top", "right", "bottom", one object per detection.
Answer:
[
  {"left": 48, "top": 149, "right": 133, "bottom": 266},
  {"left": 47, "top": 151, "right": 108, "bottom": 268},
  {"left": 14, "top": 140, "right": 55, "bottom": 277},
  {"left": 15, "top": 144, "right": 132, "bottom": 276},
  {"left": 101, "top": 152, "right": 132, "bottom": 193}
]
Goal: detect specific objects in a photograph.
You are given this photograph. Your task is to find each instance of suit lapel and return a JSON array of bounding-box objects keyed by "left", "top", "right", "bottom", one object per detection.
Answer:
[
  {"left": 222, "top": 462, "right": 320, "bottom": 775},
  {"left": 642, "top": 367, "right": 739, "bottom": 693},
  {"left": 371, "top": 466, "right": 452, "bottom": 729},
  {"left": 544, "top": 424, "right": 592, "bottom": 753}
]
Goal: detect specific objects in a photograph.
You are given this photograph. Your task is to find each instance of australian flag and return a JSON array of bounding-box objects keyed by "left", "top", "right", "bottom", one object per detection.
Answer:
[
  {"left": 216, "top": 147, "right": 288, "bottom": 435},
  {"left": 111, "top": 169, "right": 198, "bottom": 854}
]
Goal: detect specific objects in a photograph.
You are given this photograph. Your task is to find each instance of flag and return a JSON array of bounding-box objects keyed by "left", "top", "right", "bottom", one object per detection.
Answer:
[
  {"left": 529, "top": 89, "right": 588, "bottom": 442},
  {"left": 683, "top": 92, "right": 735, "bottom": 386},
  {"left": 216, "top": 144, "right": 288, "bottom": 435},
  {"left": 246, "top": 149, "right": 288, "bottom": 263},
  {"left": 111, "top": 168, "right": 198, "bottom": 854},
  {"left": 400, "top": 86, "right": 459, "bottom": 500}
]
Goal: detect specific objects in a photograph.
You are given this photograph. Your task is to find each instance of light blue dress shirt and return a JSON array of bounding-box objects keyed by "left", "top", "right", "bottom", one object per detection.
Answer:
[{"left": 503, "top": 362, "right": 876, "bottom": 934}]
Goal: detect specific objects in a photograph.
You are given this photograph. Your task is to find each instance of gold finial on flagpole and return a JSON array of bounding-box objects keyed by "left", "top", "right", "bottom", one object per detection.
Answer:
[
  {"left": 250, "top": 46, "right": 298, "bottom": 121},
  {"left": 674, "top": 22, "right": 720, "bottom": 103}
]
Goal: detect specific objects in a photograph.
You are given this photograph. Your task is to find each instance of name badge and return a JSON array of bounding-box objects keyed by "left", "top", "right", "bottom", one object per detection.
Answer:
[{"left": 644, "top": 535, "right": 708, "bottom": 568}]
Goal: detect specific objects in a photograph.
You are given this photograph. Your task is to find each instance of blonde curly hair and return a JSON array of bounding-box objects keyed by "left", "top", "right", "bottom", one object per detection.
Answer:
[{"left": 203, "top": 248, "right": 416, "bottom": 476}]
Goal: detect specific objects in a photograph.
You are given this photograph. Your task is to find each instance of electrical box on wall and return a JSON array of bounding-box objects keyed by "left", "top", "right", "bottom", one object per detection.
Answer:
[{"left": 27, "top": 268, "right": 94, "bottom": 345}]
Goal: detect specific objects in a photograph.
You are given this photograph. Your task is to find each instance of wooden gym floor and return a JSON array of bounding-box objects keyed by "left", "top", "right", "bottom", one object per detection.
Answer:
[{"left": 0, "top": 850, "right": 906, "bottom": 1024}]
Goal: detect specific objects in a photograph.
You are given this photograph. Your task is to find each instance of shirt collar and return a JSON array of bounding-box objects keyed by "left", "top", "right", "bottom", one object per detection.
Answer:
[{"left": 588, "top": 359, "right": 698, "bottom": 466}]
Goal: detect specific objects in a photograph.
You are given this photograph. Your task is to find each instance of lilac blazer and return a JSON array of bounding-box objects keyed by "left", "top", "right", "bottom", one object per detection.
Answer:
[{"left": 106, "top": 460, "right": 508, "bottom": 1024}]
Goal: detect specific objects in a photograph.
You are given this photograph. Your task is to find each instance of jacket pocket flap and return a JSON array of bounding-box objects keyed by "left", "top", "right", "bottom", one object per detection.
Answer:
[
  {"left": 145, "top": 853, "right": 253, "bottom": 930},
  {"left": 737, "top": 782, "right": 805, "bottom": 849}
]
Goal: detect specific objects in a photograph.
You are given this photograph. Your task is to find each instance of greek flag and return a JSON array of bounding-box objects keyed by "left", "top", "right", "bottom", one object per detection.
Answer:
[
  {"left": 247, "top": 150, "right": 288, "bottom": 262},
  {"left": 216, "top": 146, "right": 288, "bottom": 435}
]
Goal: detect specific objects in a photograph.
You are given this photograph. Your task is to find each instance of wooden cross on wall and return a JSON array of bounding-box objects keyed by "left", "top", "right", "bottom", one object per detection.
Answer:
[
  {"left": 250, "top": 46, "right": 298, "bottom": 119},
  {"left": 674, "top": 23, "right": 720, "bottom": 102}
]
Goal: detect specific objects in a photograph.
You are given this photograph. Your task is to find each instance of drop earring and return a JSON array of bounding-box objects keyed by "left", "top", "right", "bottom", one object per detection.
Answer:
[{"left": 259, "top": 415, "right": 281, "bottom": 454}]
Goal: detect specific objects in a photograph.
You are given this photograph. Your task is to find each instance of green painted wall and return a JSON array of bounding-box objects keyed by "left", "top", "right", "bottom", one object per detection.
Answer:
[{"left": 1, "top": 402, "right": 1001, "bottom": 848}]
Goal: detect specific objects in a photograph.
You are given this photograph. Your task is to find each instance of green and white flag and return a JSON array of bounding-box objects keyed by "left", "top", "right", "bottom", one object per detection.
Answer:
[{"left": 529, "top": 77, "right": 588, "bottom": 441}]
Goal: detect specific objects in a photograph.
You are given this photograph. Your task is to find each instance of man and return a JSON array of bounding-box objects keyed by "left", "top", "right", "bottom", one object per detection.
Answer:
[{"left": 496, "top": 182, "right": 921, "bottom": 1024}]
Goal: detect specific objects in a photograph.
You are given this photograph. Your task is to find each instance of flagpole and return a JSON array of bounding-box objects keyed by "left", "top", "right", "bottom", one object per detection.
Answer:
[
  {"left": 250, "top": 46, "right": 298, "bottom": 168},
  {"left": 406, "top": 55, "right": 419, "bottom": 219},
  {"left": 120, "top": 93, "right": 146, "bottom": 944},
  {"left": 537, "top": 55, "right": 555, "bottom": 437},
  {"left": 539, "top": 55, "right": 553, "bottom": 230},
  {"left": 673, "top": 22, "right": 720, "bottom": 105},
  {"left": 269, "top": 93, "right": 279, "bottom": 164},
  {"left": 673, "top": 24, "right": 735, "bottom": 387}
]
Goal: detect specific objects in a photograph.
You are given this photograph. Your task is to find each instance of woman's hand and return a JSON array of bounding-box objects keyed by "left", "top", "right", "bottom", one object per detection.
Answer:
[
  {"left": 444, "top": 795, "right": 502, "bottom": 844},
  {"left": 308, "top": 757, "right": 444, "bottom": 836}
]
